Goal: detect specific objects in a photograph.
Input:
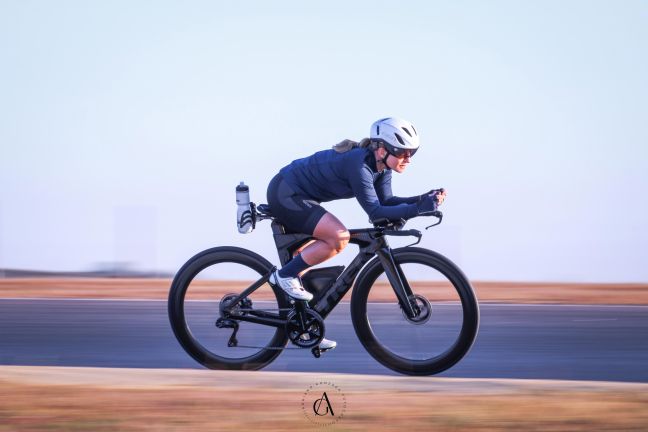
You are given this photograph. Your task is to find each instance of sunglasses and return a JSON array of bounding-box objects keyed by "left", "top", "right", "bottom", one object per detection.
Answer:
[
  {"left": 372, "top": 139, "right": 418, "bottom": 159},
  {"left": 389, "top": 147, "right": 417, "bottom": 159}
]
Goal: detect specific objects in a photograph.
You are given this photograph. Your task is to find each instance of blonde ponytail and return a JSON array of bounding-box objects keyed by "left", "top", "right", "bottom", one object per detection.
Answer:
[{"left": 332, "top": 138, "right": 377, "bottom": 153}]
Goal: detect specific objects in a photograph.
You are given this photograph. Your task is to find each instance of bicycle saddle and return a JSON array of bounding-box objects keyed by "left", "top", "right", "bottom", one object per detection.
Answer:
[
  {"left": 256, "top": 204, "right": 273, "bottom": 217},
  {"left": 255, "top": 204, "right": 307, "bottom": 235}
]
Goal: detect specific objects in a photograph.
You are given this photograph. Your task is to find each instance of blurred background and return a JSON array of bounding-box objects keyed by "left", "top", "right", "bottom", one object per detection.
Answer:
[{"left": 1, "top": 0, "right": 646, "bottom": 282}]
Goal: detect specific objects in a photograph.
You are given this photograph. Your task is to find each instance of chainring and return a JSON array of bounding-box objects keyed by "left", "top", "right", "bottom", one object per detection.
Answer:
[{"left": 285, "top": 309, "right": 325, "bottom": 348}]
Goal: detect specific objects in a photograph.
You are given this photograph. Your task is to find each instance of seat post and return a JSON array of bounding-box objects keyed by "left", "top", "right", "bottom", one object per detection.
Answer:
[
  {"left": 270, "top": 220, "right": 286, "bottom": 236},
  {"left": 270, "top": 220, "right": 313, "bottom": 266},
  {"left": 271, "top": 220, "right": 291, "bottom": 265},
  {"left": 255, "top": 204, "right": 313, "bottom": 266}
]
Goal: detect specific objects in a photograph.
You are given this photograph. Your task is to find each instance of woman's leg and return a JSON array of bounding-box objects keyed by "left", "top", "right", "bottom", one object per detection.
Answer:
[
  {"left": 277, "top": 212, "right": 347, "bottom": 278},
  {"left": 292, "top": 240, "right": 316, "bottom": 277},
  {"left": 297, "top": 212, "right": 346, "bottom": 350},
  {"left": 277, "top": 213, "right": 344, "bottom": 350},
  {"left": 300, "top": 213, "right": 350, "bottom": 267}
]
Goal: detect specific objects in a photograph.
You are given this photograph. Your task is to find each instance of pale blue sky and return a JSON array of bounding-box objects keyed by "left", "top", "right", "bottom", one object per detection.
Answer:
[{"left": 1, "top": 1, "right": 646, "bottom": 281}]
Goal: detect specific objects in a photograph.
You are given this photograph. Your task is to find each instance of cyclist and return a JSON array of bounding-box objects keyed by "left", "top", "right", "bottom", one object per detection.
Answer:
[{"left": 266, "top": 117, "right": 446, "bottom": 351}]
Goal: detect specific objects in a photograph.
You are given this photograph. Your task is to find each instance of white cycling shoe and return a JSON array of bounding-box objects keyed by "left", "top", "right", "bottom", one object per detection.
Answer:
[
  {"left": 270, "top": 270, "right": 313, "bottom": 302},
  {"left": 319, "top": 337, "right": 337, "bottom": 351}
]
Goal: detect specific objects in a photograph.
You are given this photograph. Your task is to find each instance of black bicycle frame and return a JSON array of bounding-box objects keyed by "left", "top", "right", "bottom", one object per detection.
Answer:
[{"left": 225, "top": 219, "right": 421, "bottom": 328}]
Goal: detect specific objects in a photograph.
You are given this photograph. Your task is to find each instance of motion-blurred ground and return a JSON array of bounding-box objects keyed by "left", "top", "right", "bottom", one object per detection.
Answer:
[{"left": 1, "top": 367, "right": 647, "bottom": 431}]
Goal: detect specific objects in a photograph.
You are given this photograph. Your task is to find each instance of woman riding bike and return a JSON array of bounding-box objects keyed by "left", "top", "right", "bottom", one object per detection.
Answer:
[{"left": 266, "top": 117, "right": 447, "bottom": 352}]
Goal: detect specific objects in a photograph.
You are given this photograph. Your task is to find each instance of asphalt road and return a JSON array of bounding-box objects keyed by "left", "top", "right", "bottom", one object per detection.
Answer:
[{"left": 1, "top": 299, "right": 647, "bottom": 382}]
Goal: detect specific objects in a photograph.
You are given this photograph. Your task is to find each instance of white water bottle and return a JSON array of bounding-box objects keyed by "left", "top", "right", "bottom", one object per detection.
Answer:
[{"left": 236, "top": 182, "right": 253, "bottom": 234}]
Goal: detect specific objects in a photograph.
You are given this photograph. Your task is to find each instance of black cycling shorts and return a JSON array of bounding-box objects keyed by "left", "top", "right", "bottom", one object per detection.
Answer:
[{"left": 266, "top": 173, "right": 328, "bottom": 235}]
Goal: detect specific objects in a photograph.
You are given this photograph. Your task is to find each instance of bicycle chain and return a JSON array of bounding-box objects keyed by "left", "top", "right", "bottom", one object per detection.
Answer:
[{"left": 221, "top": 307, "right": 321, "bottom": 351}]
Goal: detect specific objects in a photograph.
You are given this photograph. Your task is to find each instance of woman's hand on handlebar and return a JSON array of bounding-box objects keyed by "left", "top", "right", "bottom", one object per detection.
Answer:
[
  {"left": 417, "top": 188, "right": 446, "bottom": 214},
  {"left": 417, "top": 194, "right": 438, "bottom": 214},
  {"left": 428, "top": 188, "right": 446, "bottom": 206}
]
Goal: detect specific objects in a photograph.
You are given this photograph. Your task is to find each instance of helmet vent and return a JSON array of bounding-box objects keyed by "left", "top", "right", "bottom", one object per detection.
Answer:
[
  {"left": 376, "top": 125, "right": 380, "bottom": 135},
  {"left": 411, "top": 125, "right": 417, "bottom": 135},
  {"left": 394, "top": 133, "right": 405, "bottom": 145},
  {"left": 401, "top": 127, "right": 412, "bottom": 137}
]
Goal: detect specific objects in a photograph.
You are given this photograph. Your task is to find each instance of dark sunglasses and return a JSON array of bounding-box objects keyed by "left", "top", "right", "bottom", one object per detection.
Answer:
[
  {"left": 389, "top": 147, "right": 417, "bottom": 159},
  {"left": 372, "top": 139, "right": 418, "bottom": 159}
]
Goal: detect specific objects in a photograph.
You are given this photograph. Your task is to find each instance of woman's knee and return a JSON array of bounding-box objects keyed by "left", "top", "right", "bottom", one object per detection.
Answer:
[
  {"left": 313, "top": 213, "right": 350, "bottom": 253},
  {"left": 329, "top": 230, "right": 350, "bottom": 253}
]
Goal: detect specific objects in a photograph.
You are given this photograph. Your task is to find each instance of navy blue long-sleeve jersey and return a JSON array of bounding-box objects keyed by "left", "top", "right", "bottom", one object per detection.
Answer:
[{"left": 279, "top": 147, "right": 420, "bottom": 221}]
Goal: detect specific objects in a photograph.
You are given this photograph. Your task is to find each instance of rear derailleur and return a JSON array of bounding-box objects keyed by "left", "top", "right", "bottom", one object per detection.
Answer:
[
  {"left": 216, "top": 293, "right": 250, "bottom": 347},
  {"left": 215, "top": 318, "right": 240, "bottom": 348}
]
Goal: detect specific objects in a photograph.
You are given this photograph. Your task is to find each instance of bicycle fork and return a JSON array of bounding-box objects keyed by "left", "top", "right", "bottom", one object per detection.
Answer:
[{"left": 375, "top": 248, "right": 420, "bottom": 318}]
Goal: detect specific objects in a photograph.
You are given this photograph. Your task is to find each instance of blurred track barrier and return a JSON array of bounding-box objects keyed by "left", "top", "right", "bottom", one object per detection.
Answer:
[{"left": 1, "top": 278, "right": 648, "bottom": 304}]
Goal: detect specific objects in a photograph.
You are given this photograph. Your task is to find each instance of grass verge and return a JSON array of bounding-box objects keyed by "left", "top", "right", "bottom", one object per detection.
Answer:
[{"left": 1, "top": 367, "right": 648, "bottom": 431}]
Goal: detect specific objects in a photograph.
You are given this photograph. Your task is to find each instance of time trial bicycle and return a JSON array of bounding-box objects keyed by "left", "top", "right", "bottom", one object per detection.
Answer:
[{"left": 168, "top": 201, "right": 479, "bottom": 376}]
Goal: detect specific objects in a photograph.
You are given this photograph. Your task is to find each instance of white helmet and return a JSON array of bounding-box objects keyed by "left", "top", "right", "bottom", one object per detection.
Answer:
[{"left": 370, "top": 117, "right": 420, "bottom": 158}]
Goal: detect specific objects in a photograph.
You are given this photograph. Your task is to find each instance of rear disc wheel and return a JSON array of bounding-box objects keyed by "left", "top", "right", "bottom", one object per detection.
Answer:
[{"left": 168, "top": 247, "right": 290, "bottom": 370}]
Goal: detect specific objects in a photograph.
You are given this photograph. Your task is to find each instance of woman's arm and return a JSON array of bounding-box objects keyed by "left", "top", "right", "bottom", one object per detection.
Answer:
[
  {"left": 350, "top": 167, "right": 419, "bottom": 221},
  {"left": 374, "top": 170, "right": 422, "bottom": 205}
]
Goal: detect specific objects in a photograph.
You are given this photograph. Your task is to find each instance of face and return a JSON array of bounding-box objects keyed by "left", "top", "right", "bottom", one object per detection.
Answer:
[{"left": 385, "top": 150, "right": 413, "bottom": 173}]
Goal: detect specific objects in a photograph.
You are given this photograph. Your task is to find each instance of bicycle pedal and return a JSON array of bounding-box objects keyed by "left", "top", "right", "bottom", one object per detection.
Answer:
[
  {"left": 288, "top": 299, "right": 311, "bottom": 306},
  {"left": 215, "top": 318, "right": 237, "bottom": 329}
]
